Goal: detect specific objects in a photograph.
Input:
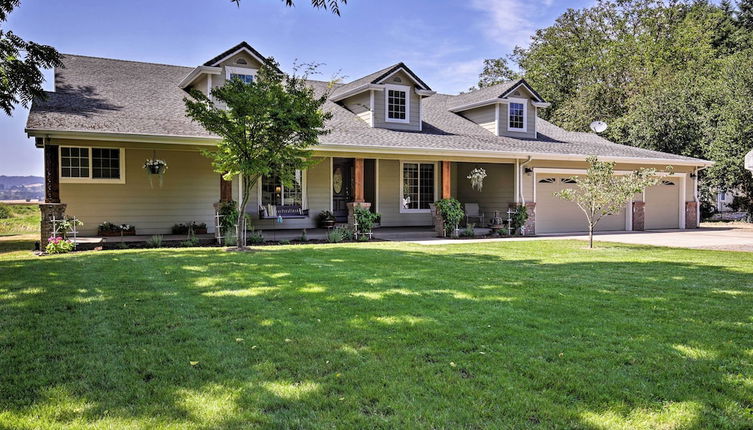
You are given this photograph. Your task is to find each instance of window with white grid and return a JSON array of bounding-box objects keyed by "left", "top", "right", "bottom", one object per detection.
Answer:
[{"left": 401, "top": 162, "right": 435, "bottom": 212}]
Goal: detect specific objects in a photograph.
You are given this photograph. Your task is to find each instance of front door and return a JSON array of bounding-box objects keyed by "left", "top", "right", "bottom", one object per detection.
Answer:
[{"left": 332, "top": 158, "right": 354, "bottom": 222}]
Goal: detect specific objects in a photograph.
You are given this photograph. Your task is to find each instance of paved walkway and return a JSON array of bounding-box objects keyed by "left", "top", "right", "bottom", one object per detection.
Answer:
[{"left": 406, "top": 225, "right": 753, "bottom": 252}]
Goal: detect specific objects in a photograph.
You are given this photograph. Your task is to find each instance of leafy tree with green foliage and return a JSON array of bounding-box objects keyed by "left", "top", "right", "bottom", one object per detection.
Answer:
[
  {"left": 184, "top": 61, "right": 331, "bottom": 249},
  {"left": 0, "top": 0, "right": 61, "bottom": 115},
  {"left": 231, "top": 0, "right": 346, "bottom": 15},
  {"left": 475, "top": 58, "right": 520, "bottom": 89},
  {"left": 555, "top": 157, "right": 660, "bottom": 248}
]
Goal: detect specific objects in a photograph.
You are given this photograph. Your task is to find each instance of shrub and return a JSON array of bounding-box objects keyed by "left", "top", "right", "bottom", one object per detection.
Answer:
[
  {"left": 217, "top": 200, "right": 240, "bottom": 235},
  {"left": 354, "top": 206, "right": 380, "bottom": 238},
  {"left": 0, "top": 204, "right": 10, "bottom": 219},
  {"left": 45, "top": 236, "right": 74, "bottom": 254},
  {"left": 510, "top": 205, "right": 529, "bottom": 235},
  {"left": 460, "top": 223, "right": 475, "bottom": 238},
  {"left": 248, "top": 229, "right": 264, "bottom": 244},
  {"left": 327, "top": 227, "right": 344, "bottom": 243},
  {"left": 279, "top": 239, "right": 291, "bottom": 245},
  {"left": 146, "top": 235, "right": 163, "bottom": 248},
  {"left": 299, "top": 229, "right": 308, "bottom": 242},
  {"left": 223, "top": 231, "right": 237, "bottom": 247},
  {"left": 180, "top": 234, "right": 200, "bottom": 247},
  {"left": 435, "top": 198, "right": 464, "bottom": 236}
]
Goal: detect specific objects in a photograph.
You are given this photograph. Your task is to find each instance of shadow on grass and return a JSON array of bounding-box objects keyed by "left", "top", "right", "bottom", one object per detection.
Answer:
[{"left": 0, "top": 242, "right": 752, "bottom": 428}]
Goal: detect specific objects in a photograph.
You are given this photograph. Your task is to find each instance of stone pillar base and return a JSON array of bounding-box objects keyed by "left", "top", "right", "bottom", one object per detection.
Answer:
[
  {"left": 347, "top": 202, "right": 372, "bottom": 229},
  {"left": 522, "top": 202, "right": 536, "bottom": 236},
  {"left": 430, "top": 203, "right": 446, "bottom": 237},
  {"left": 39, "top": 203, "right": 67, "bottom": 246},
  {"left": 685, "top": 201, "right": 698, "bottom": 229},
  {"left": 632, "top": 201, "right": 645, "bottom": 231}
]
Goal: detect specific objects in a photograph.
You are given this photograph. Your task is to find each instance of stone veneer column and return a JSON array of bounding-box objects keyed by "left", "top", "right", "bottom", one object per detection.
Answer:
[
  {"left": 430, "top": 203, "right": 445, "bottom": 237},
  {"left": 632, "top": 201, "right": 645, "bottom": 231},
  {"left": 347, "top": 202, "right": 372, "bottom": 229},
  {"left": 685, "top": 201, "right": 699, "bottom": 229},
  {"left": 39, "top": 203, "right": 67, "bottom": 246},
  {"left": 523, "top": 202, "right": 536, "bottom": 236}
]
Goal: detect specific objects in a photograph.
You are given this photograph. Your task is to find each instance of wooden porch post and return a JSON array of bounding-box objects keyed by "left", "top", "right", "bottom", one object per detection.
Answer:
[
  {"left": 44, "top": 144, "right": 60, "bottom": 203},
  {"left": 354, "top": 158, "right": 365, "bottom": 202},
  {"left": 441, "top": 160, "right": 451, "bottom": 199},
  {"left": 219, "top": 174, "right": 232, "bottom": 202}
]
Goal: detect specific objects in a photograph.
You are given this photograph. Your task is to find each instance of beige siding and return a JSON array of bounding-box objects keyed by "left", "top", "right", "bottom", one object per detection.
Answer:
[
  {"left": 454, "top": 163, "right": 515, "bottom": 216},
  {"left": 377, "top": 159, "right": 433, "bottom": 226},
  {"left": 61, "top": 148, "right": 219, "bottom": 236},
  {"left": 342, "top": 91, "right": 372, "bottom": 125},
  {"left": 373, "top": 70, "right": 422, "bottom": 132},
  {"left": 461, "top": 106, "right": 497, "bottom": 135}
]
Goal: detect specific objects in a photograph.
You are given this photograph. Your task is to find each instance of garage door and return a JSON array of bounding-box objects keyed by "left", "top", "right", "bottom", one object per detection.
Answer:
[
  {"left": 536, "top": 175, "right": 626, "bottom": 234},
  {"left": 644, "top": 179, "right": 680, "bottom": 230}
]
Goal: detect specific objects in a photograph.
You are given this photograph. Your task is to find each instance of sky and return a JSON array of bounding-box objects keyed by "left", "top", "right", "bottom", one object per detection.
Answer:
[{"left": 0, "top": 0, "right": 593, "bottom": 176}]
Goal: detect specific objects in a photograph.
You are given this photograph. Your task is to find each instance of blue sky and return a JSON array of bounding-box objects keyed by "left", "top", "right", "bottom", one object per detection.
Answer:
[{"left": 0, "top": 0, "right": 592, "bottom": 176}]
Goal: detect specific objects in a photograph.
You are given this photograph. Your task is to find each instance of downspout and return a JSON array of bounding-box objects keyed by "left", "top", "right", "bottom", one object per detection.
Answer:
[{"left": 519, "top": 157, "right": 533, "bottom": 205}]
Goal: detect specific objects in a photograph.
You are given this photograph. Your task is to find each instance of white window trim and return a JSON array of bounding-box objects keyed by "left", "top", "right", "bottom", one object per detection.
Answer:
[
  {"left": 399, "top": 160, "right": 437, "bottom": 214},
  {"left": 506, "top": 97, "right": 528, "bottom": 132},
  {"left": 256, "top": 169, "right": 308, "bottom": 210},
  {"left": 385, "top": 84, "right": 411, "bottom": 124},
  {"left": 59, "top": 146, "right": 126, "bottom": 184},
  {"left": 225, "top": 66, "right": 258, "bottom": 82}
]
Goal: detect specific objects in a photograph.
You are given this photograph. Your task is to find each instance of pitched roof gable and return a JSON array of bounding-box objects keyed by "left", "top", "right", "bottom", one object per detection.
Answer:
[
  {"left": 448, "top": 79, "right": 546, "bottom": 112},
  {"left": 203, "top": 41, "right": 269, "bottom": 67},
  {"left": 330, "top": 62, "right": 431, "bottom": 101}
]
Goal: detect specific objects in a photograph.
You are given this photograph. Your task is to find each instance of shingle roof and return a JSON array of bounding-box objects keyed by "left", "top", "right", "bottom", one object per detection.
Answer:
[
  {"left": 448, "top": 79, "right": 545, "bottom": 111},
  {"left": 26, "top": 54, "right": 708, "bottom": 165}
]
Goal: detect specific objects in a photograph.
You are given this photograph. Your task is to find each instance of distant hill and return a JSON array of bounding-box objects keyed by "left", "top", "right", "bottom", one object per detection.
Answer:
[{"left": 0, "top": 175, "right": 44, "bottom": 188}]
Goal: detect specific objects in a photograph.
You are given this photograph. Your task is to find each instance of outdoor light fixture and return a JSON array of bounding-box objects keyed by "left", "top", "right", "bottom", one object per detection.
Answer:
[
  {"left": 275, "top": 186, "right": 282, "bottom": 193},
  {"left": 524, "top": 168, "right": 533, "bottom": 174}
]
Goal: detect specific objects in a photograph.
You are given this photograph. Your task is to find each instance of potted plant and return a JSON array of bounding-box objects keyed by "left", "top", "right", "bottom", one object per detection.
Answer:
[
  {"left": 98, "top": 221, "right": 136, "bottom": 237},
  {"left": 143, "top": 158, "right": 168, "bottom": 187},
  {"left": 317, "top": 210, "right": 336, "bottom": 228},
  {"left": 172, "top": 221, "right": 208, "bottom": 235}
]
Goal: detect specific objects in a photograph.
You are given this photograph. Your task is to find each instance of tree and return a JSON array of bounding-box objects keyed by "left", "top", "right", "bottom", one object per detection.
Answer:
[
  {"left": 0, "top": 0, "right": 61, "bottom": 115},
  {"left": 184, "top": 61, "right": 332, "bottom": 249},
  {"left": 476, "top": 57, "right": 520, "bottom": 89},
  {"left": 231, "top": 0, "right": 347, "bottom": 15},
  {"left": 555, "top": 157, "right": 660, "bottom": 248}
]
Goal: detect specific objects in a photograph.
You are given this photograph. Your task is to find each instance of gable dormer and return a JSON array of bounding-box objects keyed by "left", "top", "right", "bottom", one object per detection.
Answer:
[
  {"left": 178, "top": 41, "right": 271, "bottom": 95},
  {"left": 330, "top": 63, "right": 435, "bottom": 132},
  {"left": 449, "top": 79, "right": 550, "bottom": 139}
]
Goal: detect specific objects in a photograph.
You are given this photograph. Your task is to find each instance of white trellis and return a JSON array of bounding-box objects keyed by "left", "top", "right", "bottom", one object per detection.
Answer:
[{"left": 49, "top": 215, "right": 79, "bottom": 248}]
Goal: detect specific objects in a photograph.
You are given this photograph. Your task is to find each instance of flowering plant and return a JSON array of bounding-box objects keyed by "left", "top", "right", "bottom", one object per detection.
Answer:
[
  {"left": 467, "top": 167, "right": 487, "bottom": 191},
  {"left": 144, "top": 159, "right": 168, "bottom": 187},
  {"left": 46, "top": 236, "right": 75, "bottom": 254}
]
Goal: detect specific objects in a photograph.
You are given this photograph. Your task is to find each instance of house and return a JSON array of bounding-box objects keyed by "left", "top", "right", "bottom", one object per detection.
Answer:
[{"left": 26, "top": 41, "right": 712, "bottom": 242}]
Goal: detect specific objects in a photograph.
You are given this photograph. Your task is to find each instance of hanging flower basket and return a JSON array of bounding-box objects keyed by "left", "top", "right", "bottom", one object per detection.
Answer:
[
  {"left": 144, "top": 159, "right": 168, "bottom": 187},
  {"left": 467, "top": 167, "right": 487, "bottom": 191}
]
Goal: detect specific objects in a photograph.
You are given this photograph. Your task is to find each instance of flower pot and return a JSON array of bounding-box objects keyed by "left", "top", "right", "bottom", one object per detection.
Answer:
[
  {"left": 320, "top": 219, "right": 335, "bottom": 228},
  {"left": 147, "top": 165, "right": 164, "bottom": 175},
  {"left": 98, "top": 227, "right": 136, "bottom": 237}
]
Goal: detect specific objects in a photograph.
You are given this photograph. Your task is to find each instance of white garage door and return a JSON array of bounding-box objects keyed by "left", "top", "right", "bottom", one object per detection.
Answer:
[
  {"left": 645, "top": 179, "right": 680, "bottom": 230},
  {"left": 536, "top": 175, "right": 626, "bottom": 234}
]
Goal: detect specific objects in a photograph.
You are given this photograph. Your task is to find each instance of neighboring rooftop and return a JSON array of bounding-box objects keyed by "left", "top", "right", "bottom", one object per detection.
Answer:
[{"left": 26, "top": 53, "right": 709, "bottom": 165}]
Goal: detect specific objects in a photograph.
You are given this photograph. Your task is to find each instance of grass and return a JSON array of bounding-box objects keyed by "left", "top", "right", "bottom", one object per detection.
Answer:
[
  {"left": 0, "top": 203, "right": 39, "bottom": 236},
  {"left": 0, "top": 239, "right": 752, "bottom": 429}
]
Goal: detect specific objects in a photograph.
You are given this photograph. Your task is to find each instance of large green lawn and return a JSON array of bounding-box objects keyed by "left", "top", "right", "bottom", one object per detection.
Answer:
[{"left": 1, "top": 239, "right": 752, "bottom": 429}]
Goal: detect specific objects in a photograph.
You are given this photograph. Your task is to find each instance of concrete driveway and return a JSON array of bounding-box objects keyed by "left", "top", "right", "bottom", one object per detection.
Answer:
[{"left": 546, "top": 225, "right": 753, "bottom": 252}]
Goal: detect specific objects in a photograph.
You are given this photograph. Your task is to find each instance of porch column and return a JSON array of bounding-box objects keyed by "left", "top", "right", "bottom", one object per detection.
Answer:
[
  {"left": 347, "top": 158, "right": 370, "bottom": 228},
  {"left": 441, "top": 160, "right": 451, "bottom": 199},
  {"left": 632, "top": 201, "right": 645, "bottom": 231},
  {"left": 40, "top": 143, "right": 66, "bottom": 247},
  {"left": 354, "top": 158, "right": 365, "bottom": 203},
  {"left": 219, "top": 174, "right": 232, "bottom": 202}
]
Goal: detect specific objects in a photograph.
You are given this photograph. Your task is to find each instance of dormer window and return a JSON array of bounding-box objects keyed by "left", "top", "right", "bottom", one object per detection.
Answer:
[
  {"left": 508, "top": 99, "right": 527, "bottom": 132},
  {"left": 226, "top": 66, "right": 256, "bottom": 84},
  {"left": 385, "top": 84, "right": 410, "bottom": 123}
]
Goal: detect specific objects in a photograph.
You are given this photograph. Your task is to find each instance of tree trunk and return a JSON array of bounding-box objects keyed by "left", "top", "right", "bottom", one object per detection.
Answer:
[
  {"left": 588, "top": 223, "right": 594, "bottom": 249},
  {"left": 235, "top": 175, "right": 253, "bottom": 250}
]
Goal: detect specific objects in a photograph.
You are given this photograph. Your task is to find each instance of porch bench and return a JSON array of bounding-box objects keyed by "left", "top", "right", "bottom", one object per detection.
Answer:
[{"left": 259, "top": 205, "right": 309, "bottom": 219}]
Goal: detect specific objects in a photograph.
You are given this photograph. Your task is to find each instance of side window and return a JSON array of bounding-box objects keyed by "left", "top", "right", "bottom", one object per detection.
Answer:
[{"left": 60, "top": 147, "right": 124, "bottom": 182}]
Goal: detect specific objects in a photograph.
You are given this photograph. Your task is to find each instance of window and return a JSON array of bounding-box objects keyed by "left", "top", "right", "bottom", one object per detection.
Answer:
[
  {"left": 61, "top": 147, "right": 89, "bottom": 178},
  {"left": 661, "top": 180, "right": 676, "bottom": 186},
  {"left": 507, "top": 99, "right": 527, "bottom": 131},
  {"left": 385, "top": 84, "right": 410, "bottom": 123},
  {"left": 60, "top": 147, "right": 124, "bottom": 183},
  {"left": 226, "top": 66, "right": 256, "bottom": 84},
  {"left": 561, "top": 178, "right": 578, "bottom": 184},
  {"left": 538, "top": 177, "right": 556, "bottom": 184},
  {"left": 401, "top": 162, "right": 435, "bottom": 212},
  {"left": 260, "top": 171, "right": 304, "bottom": 207}
]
